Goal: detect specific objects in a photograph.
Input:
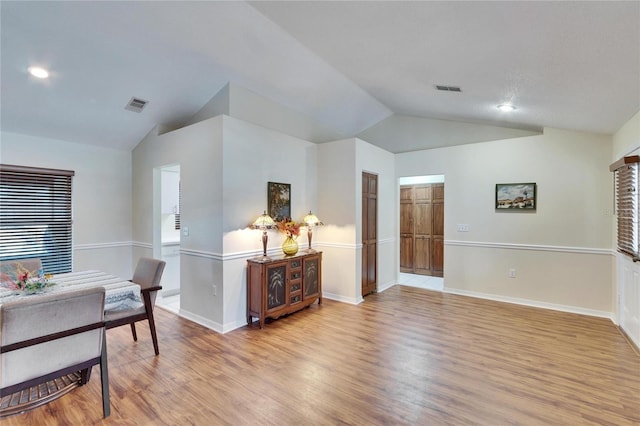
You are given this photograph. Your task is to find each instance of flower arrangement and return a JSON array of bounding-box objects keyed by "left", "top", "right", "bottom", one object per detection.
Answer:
[
  {"left": 1, "top": 266, "right": 55, "bottom": 293},
  {"left": 276, "top": 218, "right": 301, "bottom": 239}
]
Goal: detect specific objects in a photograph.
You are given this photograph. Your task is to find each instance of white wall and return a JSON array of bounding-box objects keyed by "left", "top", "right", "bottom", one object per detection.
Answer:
[
  {"left": 185, "top": 83, "right": 344, "bottom": 143},
  {"left": 132, "top": 115, "right": 317, "bottom": 332},
  {"left": 317, "top": 138, "right": 396, "bottom": 303},
  {"left": 220, "top": 115, "right": 317, "bottom": 328},
  {"left": 612, "top": 110, "right": 640, "bottom": 348},
  {"left": 396, "top": 127, "right": 614, "bottom": 316},
  {"left": 5, "top": 109, "right": 628, "bottom": 337},
  {"left": 133, "top": 117, "right": 223, "bottom": 328},
  {"left": 613, "top": 110, "right": 640, "bottom": 158},
  {"left": 357, "top": 114, "right": 540, "bottom": 153},
  {"left": 0, "top": 131, "right": 133, "bottom": 278},
  {"left": 355, "top": 139, "right": 396, "bottom": 293}
]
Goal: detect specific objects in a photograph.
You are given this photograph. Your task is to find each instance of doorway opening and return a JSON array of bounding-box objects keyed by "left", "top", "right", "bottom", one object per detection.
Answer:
[
  {"left": 399, "top": 175, "right": 444, "bottom": 292},
  {"left": 155, "top": 164, "right": 181, "bottom": 313}
]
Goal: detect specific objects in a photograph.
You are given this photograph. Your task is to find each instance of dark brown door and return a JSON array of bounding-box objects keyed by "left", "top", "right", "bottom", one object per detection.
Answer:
[
  {"left": 413, "top": 185, "right": 432, "bottom": 275},
  {"left": 399, "top": 186, "right": 414, "bottom": 271},
  {"left": 400, "top": 182, "right": 444, "bottom": 277},
  {"left": 362, "top": 172, "right": 377, "bottom": 297},
  {"left": 431, "top": 183, "right": 444, "bottom": 277}
]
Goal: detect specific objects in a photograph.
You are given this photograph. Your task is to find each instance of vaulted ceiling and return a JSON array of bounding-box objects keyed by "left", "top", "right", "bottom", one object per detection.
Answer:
[{"left": 1, "top": 1, "right": 638, "bottom": 152}]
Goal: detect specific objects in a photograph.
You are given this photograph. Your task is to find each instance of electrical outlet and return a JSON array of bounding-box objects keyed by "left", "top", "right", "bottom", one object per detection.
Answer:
[
  {"left": 508, "top": 269, "right": 516, "bottom": 278},
  {"left": 183, "top": 226, "right": 189, "bottom": 236},
  {"left": 457, "top": 224, "right": 470, "bottom": 232}
]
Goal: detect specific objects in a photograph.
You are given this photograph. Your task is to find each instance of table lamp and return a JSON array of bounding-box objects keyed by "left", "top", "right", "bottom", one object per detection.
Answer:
[
  {"left": 251, "top": 211, "right": 276, "bottom": 259},
  {"left": 302, "top": 210, "right": 323, "bottom": 253}
]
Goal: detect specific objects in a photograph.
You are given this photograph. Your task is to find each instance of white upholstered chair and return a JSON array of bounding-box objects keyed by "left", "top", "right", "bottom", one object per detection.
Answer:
[
  {"left": 0, "top": 287, "right": 110, "bottom": 418},
  {"left": 105, "top": 257, "right": 165, "bottom": 356}
]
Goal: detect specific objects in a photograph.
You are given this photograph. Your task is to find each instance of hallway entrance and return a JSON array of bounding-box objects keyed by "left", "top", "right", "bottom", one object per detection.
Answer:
[{"left": 399, "top": 177, "right": 444, "bottom": 277}]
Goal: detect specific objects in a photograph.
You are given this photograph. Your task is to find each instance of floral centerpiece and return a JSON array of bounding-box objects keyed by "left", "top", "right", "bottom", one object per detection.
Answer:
[
  {"left": 276, "top": 218, "right": 301, "bottom": 238},
  {"left": 276, "top": 218, "right": 301, "bottom": 255},
  {"left": 1, "top": 266, "right": 55, "bottom": 294}
]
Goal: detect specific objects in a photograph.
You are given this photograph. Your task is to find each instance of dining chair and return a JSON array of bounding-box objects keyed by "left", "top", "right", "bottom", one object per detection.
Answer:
[
  {"left": 0, "top": 287, "right": 110, "bottom": 418},
  {"left": 104, "top": 257, "right": 165, "bottom": 355}
]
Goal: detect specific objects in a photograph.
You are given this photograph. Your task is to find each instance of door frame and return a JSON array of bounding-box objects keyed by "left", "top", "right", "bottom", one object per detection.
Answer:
[
  {"left": 153, "top": 164, "right": 181, "bottom": 300},
  {"left": 397, "top": 175, "right": 445, "bottom": 281}
]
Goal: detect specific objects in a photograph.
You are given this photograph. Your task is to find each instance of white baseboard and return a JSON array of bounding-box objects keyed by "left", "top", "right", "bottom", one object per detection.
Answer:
[
  {"left": 175, "top": 308, "right": 256, "bottom": 334},
  {"left": 444, "top": 287, "right": 614, "bottom": 321},
  {"left": 222, "top": 319, "right": 252, "bottom": 334},
  {"left": 177, "top": 309, "right": 223, "bottom": 334},
  {"left": 377, "top": 280, "right": 395, "bottom": 293},
  {"left": 161, "top": 288, "right": 180, "bottom": 297},
  {"left": 323, "top": 291, "right": 363, "bottom": 305}
]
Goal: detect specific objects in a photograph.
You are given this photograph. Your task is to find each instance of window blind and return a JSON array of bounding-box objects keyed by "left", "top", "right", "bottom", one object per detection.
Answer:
[
  {"left": 0, "top": 164, "right": 74, "bottom": 274},
  {"left": 610, "top": 156, "right": 640, "bottom": 258}
]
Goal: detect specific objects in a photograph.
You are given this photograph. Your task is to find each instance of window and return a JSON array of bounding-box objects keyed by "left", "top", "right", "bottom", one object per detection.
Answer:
[
  {"left": 0, "top": 164, "right": 74, "bottom": 274},
  {"left": 610, "top": 156, "right": 640, "bottom": 258}
]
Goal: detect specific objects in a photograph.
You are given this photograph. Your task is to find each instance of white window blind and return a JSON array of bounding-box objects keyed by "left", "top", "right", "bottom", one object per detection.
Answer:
[
  {"left": 0, "top": 164, "right": 74, "bottom": 274},
  {"left": 610, "top": 156, "right": 640, "bottom": 258}
]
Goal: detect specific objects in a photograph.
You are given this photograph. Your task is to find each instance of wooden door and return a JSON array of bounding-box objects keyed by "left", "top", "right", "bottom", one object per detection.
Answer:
[
  {"left": 400, "top": 182, "right": 444, "bottom": 277},
  {"left": 413, "top": 185, "right": 432, "bottom": 274},
  {"left": 399, "top": 186, "right": 414, "bottom": 271},
  {"left": 431, "top": 183, "right": 444, "bottom": 277},
  {"left": 362, "top": 172, "right": 377, "bottom": 297}
]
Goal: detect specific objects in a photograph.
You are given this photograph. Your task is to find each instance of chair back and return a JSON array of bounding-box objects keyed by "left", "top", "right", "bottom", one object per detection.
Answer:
[
  {"left": 0, "top": 259, "right": 43, "bottom": 286},
  {"left": 131, "top": 258, "right": 166, "bottom": 306},
  {"left": 0, "top": 287, "right": 105, "bottom": 389}
]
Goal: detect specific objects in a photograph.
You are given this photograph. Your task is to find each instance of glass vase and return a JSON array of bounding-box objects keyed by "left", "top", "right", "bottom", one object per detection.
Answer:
[{"left": 282, "top": 235, "right": 299, "bottom": 256}]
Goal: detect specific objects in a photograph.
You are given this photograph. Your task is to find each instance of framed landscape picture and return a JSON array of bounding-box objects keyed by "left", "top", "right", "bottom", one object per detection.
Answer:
[
  {"left": 495, "top": 183, "right": 536, "bottom": 211},
  {"left": 268, "top": 182, "right": 291, "bottom": 221}
]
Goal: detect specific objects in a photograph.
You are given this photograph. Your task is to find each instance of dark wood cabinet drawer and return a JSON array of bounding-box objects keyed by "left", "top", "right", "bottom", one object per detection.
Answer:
[{"left": 290, "top": 292, "right": 302, "bottom": 305}]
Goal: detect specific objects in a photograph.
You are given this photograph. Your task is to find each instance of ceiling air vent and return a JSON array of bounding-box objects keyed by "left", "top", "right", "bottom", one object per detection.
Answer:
[
  {"left": 435, "top": 85, "right": 462, "bottom": 92},
  {"left": 124, "top": 97, "right": 149, "bottom": 113}
]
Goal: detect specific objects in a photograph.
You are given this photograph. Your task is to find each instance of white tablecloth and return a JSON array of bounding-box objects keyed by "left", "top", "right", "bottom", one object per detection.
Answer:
[{"left": 0, "top": 270, "right": 142, "bottom": 311}]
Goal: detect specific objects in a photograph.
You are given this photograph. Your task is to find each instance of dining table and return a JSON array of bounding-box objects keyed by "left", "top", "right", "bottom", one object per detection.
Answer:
[{"left": 0, "top": 270, "right": 143, "bottom": 312}]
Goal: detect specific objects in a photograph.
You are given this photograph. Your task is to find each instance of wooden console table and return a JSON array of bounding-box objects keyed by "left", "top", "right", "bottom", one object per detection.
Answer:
[{"left": 247, "top": 251, "right": 322, "bottom": 328}]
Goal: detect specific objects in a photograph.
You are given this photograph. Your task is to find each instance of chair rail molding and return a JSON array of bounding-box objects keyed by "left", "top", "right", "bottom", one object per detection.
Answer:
[
  {"left": 445, "top": 240, "right": 613, "bottom": 256},
  {"left": 75, "top": 241, "right": 137, "bottom": 250}
]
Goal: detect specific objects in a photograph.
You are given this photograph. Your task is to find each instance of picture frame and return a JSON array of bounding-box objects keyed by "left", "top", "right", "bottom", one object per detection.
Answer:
[
  {"left": 268, "top": 182, "right": 291, "bottom": 221},
  {"left": 495, "top": 183, "right": 536, "bottom": 211}
]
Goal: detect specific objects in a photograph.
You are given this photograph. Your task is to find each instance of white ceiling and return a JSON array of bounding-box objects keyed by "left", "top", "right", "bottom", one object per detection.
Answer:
[{"left": 1, "top": 1, "right": 639, "bottom": 152}]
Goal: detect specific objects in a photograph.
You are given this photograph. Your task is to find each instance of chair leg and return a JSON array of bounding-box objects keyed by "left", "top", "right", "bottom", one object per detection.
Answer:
[
  {"left": 142, "top": 289, "right": 160, "bottom": 356},
  {"left": 148, "top": 310, "right": 160, "bottom": 356},
  {"left": 100, "top": 329, "right": 111, "bottom": 418},
  {"left": 130, "top": 322, "right": 138, "bottom": 341},
  {"left": 80, "top": 367, "right": 92, "bottom": 385}
]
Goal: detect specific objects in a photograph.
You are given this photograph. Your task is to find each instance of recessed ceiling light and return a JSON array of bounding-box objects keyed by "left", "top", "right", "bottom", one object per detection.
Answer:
[
  {"left": 28, "top": 66, "right": 49, "bottom": 79},
  {"left": 497, "top": 104, "right": 516, "bottom": 112}
]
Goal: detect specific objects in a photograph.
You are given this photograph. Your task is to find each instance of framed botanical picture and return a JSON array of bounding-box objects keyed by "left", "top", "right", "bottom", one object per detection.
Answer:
[
  {"left": 495, "top": 183, "right": 536, "bottom": 211},
  {"left": 268, "top": 182, "right": 291, "bottom": 221}
]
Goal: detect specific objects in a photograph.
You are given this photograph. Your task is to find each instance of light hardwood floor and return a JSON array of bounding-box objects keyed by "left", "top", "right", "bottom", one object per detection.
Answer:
[{"left": 4, "top": 285, "right": 639, "bottom": 425}]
